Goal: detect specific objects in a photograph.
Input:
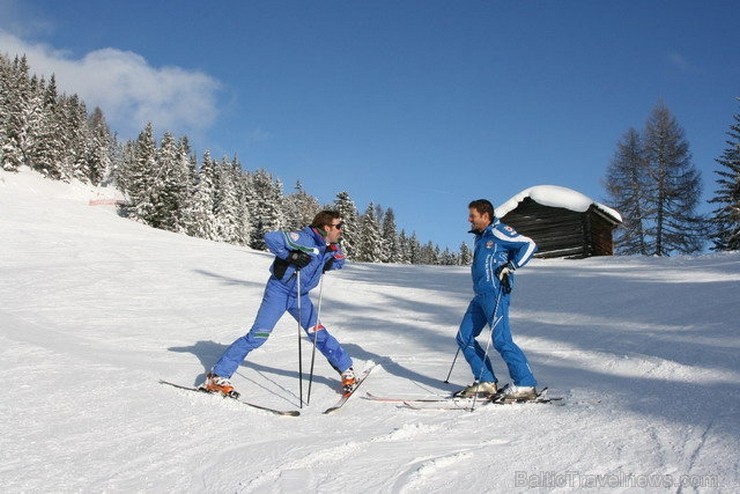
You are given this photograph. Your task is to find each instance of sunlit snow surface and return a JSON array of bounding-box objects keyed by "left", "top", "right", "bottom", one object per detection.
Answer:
[{"left": 1, "top": 169, "right": 737, "bottom": 492}]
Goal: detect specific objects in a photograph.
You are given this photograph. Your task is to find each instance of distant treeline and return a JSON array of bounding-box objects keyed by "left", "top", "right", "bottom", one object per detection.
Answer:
[{"left": 0, "top": 53, "right": 471, "bottom": 265}]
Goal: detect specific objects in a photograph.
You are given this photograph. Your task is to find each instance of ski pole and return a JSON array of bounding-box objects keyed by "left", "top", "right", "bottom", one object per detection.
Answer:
[
  {"left": 443, "top": 346, "right": 460, "bottom": 383},
  {"left": 470, "top": 288, "right": 504, "bottom": 412},
  {"left": 306, "top": 273, "right": 325, "bottom": 405},
  {"left": 296, "top": 269, "right": 304, "bottom": 408}
]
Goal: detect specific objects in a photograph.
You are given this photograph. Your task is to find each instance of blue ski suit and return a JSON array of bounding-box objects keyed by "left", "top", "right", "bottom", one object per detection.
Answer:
[
  {"left": 212, "top": 226, "right": 353, "bottom": 378},
  {"left": 457, "top": 219, "right": 538, "bottom": 387}
]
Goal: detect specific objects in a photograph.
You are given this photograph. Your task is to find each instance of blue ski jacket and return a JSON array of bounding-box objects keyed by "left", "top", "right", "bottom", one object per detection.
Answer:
[
  {"left": 470, "top": 219, "right": 537, "bottom": 294},
  {"left": 264, "top": 226, "right": 346, "bottom": 294}
]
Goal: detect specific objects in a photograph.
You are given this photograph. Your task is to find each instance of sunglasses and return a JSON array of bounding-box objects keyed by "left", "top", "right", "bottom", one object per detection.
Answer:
[{"left": 330, "top": 222, "right": 344, "bottom": 230}]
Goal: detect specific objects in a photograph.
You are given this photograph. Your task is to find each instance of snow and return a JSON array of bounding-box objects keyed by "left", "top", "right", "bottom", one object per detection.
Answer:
[
  {"left": 497, "top": 185, "right": 623, "bottom": 223},
  {"left": 1, "top": 168, "right": 738, "bottom": 492}
]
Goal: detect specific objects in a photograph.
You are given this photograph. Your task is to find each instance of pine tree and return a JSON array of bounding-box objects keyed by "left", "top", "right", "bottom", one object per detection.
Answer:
[
  {"left": 248, "top": 168, "right": 284, "bottom": 250},
  {"left": 145, "top": 131, "right": 192, "bottom": 231},
  {"left": 459, "top": 241, "right": 473, "bottom": 265},
  {"left": 709, "top": 104, "right": 740, "bottom": 251},
  {"left": 213, "top": 156, "right": 243, "bottom": 243},
  {"left": 187, "top": 150, "right": 218, "bottom": 240},
  {"left": 86, "top": 107, "right": 114, "bottom": 185},
  {"left": 380, "top": 207, "right": 401, "bottom": 263},
  {"left": 418, "top": 241, "right": 439, "bottom": 265},
  {"left": 230, "top": 155, "right": 252, "bottom": 246},
  {"left": 440, "top": 247, "right": 458, "bottom": 265},
  {"left": 1, "top": 56, "right": 34, "bottom": 171},
  {"left": 0, "top": 56, "right": 8, "bottom": 168},
  {"left": 604, "top": 127, "right": 650, "bottom": 255},
  {"left": 26, "top": 75, "right": 60, "bottom": 178},
  {"left": 333, "top": 191, "right": 360, "bottom": 259},
  {"left": 604, "top": 102, "right": 705, "bottom": 255},
  {"left": 122, "top": 122, "right": 158, "bottom": 224},
  {"left": 64, "top": 94, "right": 90, "bottom": 182},
  {"left": 397, "top": 229, "right": 411, "bottom": 264},
  {"left": 106, "top": 135, "right": 126, "bottom": 188},
  {"left": 355, "top": 202, "right": 383, "bottom": 262},
  {"left": 284, "top": 181, "right": 320, "bottom": 231},
  {"left": 174, "top": 137, "right": 198, "bottom": 234},
  {"left": 643, "top": 101, "right": 704, "bottom": 255},
  {"left": 408, "top": 232, "right": 421, "bottom": 264}
]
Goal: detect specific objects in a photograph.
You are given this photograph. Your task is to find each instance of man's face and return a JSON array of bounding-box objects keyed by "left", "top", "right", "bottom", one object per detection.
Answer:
[
  {"left": 468, "top": 208, "right": 491, "bottom": 231},
  {"left": 325, "top": 218, "right": 343, "bottom": 243}
]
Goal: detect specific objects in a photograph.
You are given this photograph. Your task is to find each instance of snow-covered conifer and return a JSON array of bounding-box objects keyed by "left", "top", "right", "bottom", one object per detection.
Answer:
[
  {"left": 459, "top": 241, "right": 472, "bottom": 265},
  {"left": 397, "top": 229, "right": 411, "bottom": 264},
  {"left": 213, "top": 156, "right": 244, "bottom": 243},
  {"left": 186, "top": 151, "right": 218, "bottom": 240},
  {"left": 85, "top": 107, "right": 114, "bottom": 186},
  {"left": 380, "top": 207, "right": 401, "bottom": 263},
  {"left": 355, "top": 202, "right": 383, "bottom": 263},
  {"left": 284, "top": 181, "right": 320, "bottom": 231},
  {"left": 230, "top": 155, "right": 252, "bottom": 246},
  {"left": 333, "top": 191, "right": 359, "bottom": 259},
  {"left": 709, "top": 103, "right": 740, "bottom": 251},
  {"left": 122, "top": 122, "right": 158, "bottom": 224},
  {"left": 1, "top": 56, "right": 34, "bottom": 172},
  {"left": 407, "top": 232, "right": 421, "bottom": 264},
  {"left": 248, "top": 168, "right": 284, "bottom": 250},
  {"left": 64, "top": 94, "right": 91, "bottom": 182}
]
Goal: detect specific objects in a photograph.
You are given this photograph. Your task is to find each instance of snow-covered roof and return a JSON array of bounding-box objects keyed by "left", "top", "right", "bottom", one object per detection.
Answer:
[{"left": 496, "top": 185, "right": 622, "bottom": 223}]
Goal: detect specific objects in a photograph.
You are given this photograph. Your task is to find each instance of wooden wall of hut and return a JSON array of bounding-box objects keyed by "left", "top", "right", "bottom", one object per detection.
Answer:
[{"left": 500, "top": 197, "right": 617, "bottom": 258}]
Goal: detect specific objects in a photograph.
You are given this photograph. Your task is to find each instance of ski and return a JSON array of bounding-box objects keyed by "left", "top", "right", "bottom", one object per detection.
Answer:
[
  {"left": 391, "top": 386, "right": 563, "bottom": 411},
  {"left": 364, "top": 391, "right": 456, "bottom": 403},
  {"left": 401, "top": 398, "right": 477, "bottom": 411},
  {"left": 323, "top": 364, "right": 377, "bottom": 414},
  {"left": 159, "top": 380, "right": 301, "bottom": 417}
]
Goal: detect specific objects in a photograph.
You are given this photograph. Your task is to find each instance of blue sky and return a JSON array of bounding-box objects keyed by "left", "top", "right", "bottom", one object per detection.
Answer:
[{"left": 2, "top": 1, "right": 738, "bottom": 250}]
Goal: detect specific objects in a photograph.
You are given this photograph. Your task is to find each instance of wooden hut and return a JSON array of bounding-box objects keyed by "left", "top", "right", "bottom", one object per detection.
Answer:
[{"left": 497, "top": 186, "right": 622, "bottom": 259}]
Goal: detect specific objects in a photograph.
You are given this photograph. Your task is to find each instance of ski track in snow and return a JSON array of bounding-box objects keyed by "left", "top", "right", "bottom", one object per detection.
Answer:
[{"left": 1, "top": 168, "right": 739, "bottom": 493}]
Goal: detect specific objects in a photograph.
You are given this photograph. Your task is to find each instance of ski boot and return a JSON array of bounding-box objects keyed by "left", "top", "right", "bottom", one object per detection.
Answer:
[
  {"left": 454, "top": 381, "right": 498, "bottom": 398},
  {"left": 340, "top": 368, "right": 357, "bottom": 393},
  {"left": 498, "top": 384, "right": 537, "bottom": 402},
  {"left": 200, "top": 373, "right": 240, "bottom": 399}
]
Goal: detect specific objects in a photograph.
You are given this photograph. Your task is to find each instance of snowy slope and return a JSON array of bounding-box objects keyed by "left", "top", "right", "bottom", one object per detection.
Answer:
[{"left": 1, "top": 168, "right": 738, "bottom": 493}]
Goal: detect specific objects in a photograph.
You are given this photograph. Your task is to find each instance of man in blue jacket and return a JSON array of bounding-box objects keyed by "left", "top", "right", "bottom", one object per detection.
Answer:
[
  {"left": 455, "top": 199, "right": 539, "bottom": 399},
  {"left": 201, "top": 210, "right": 355, "bottom": 396}
]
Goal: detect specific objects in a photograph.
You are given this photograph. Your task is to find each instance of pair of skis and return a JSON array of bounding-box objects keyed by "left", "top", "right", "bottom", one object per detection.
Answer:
[
  {"left": 365, "top": 384, "right": 563, "bottom": 411},
  {"left": 160, "top": 364, "right": 376, "bottom": 417}
]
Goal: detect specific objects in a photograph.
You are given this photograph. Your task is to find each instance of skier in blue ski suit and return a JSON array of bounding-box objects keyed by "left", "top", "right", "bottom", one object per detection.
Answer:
[
  {"left": 206, "top": 211, "right": 354, "bottom": 393},
  {"left": 455, "top": 199, "right": 538, "bottom": 397}
]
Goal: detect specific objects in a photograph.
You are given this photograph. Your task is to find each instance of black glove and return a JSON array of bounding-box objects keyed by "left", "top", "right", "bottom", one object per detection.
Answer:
[
  {"left": 323, "top": 257, "right": 335, "bottom": 273},
  {"left": 495, "top": 262, "right": 514, "bottom": 294},
  {"left": 287, "top": 250, "right": 312, "bottom": 269},
  {"left": 322, "top": 243, "right": 340, "bottom": 273}
]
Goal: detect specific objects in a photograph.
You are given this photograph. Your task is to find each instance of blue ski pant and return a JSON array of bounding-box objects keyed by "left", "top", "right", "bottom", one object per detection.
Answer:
[
  {"left": 456, "top": 290, "right": 537, "bottom": 387},
  {"left": 212, "top": 278, "right": 353, "bottom": 378}
]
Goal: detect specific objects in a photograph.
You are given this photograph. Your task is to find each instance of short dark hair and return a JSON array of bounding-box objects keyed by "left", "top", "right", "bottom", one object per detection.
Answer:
[
  {"left": 468, "top": 199, "right": 495, "bottom": 220},
  {"left": 311, "top": 210, "right": 341, "bottom": 229}
]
